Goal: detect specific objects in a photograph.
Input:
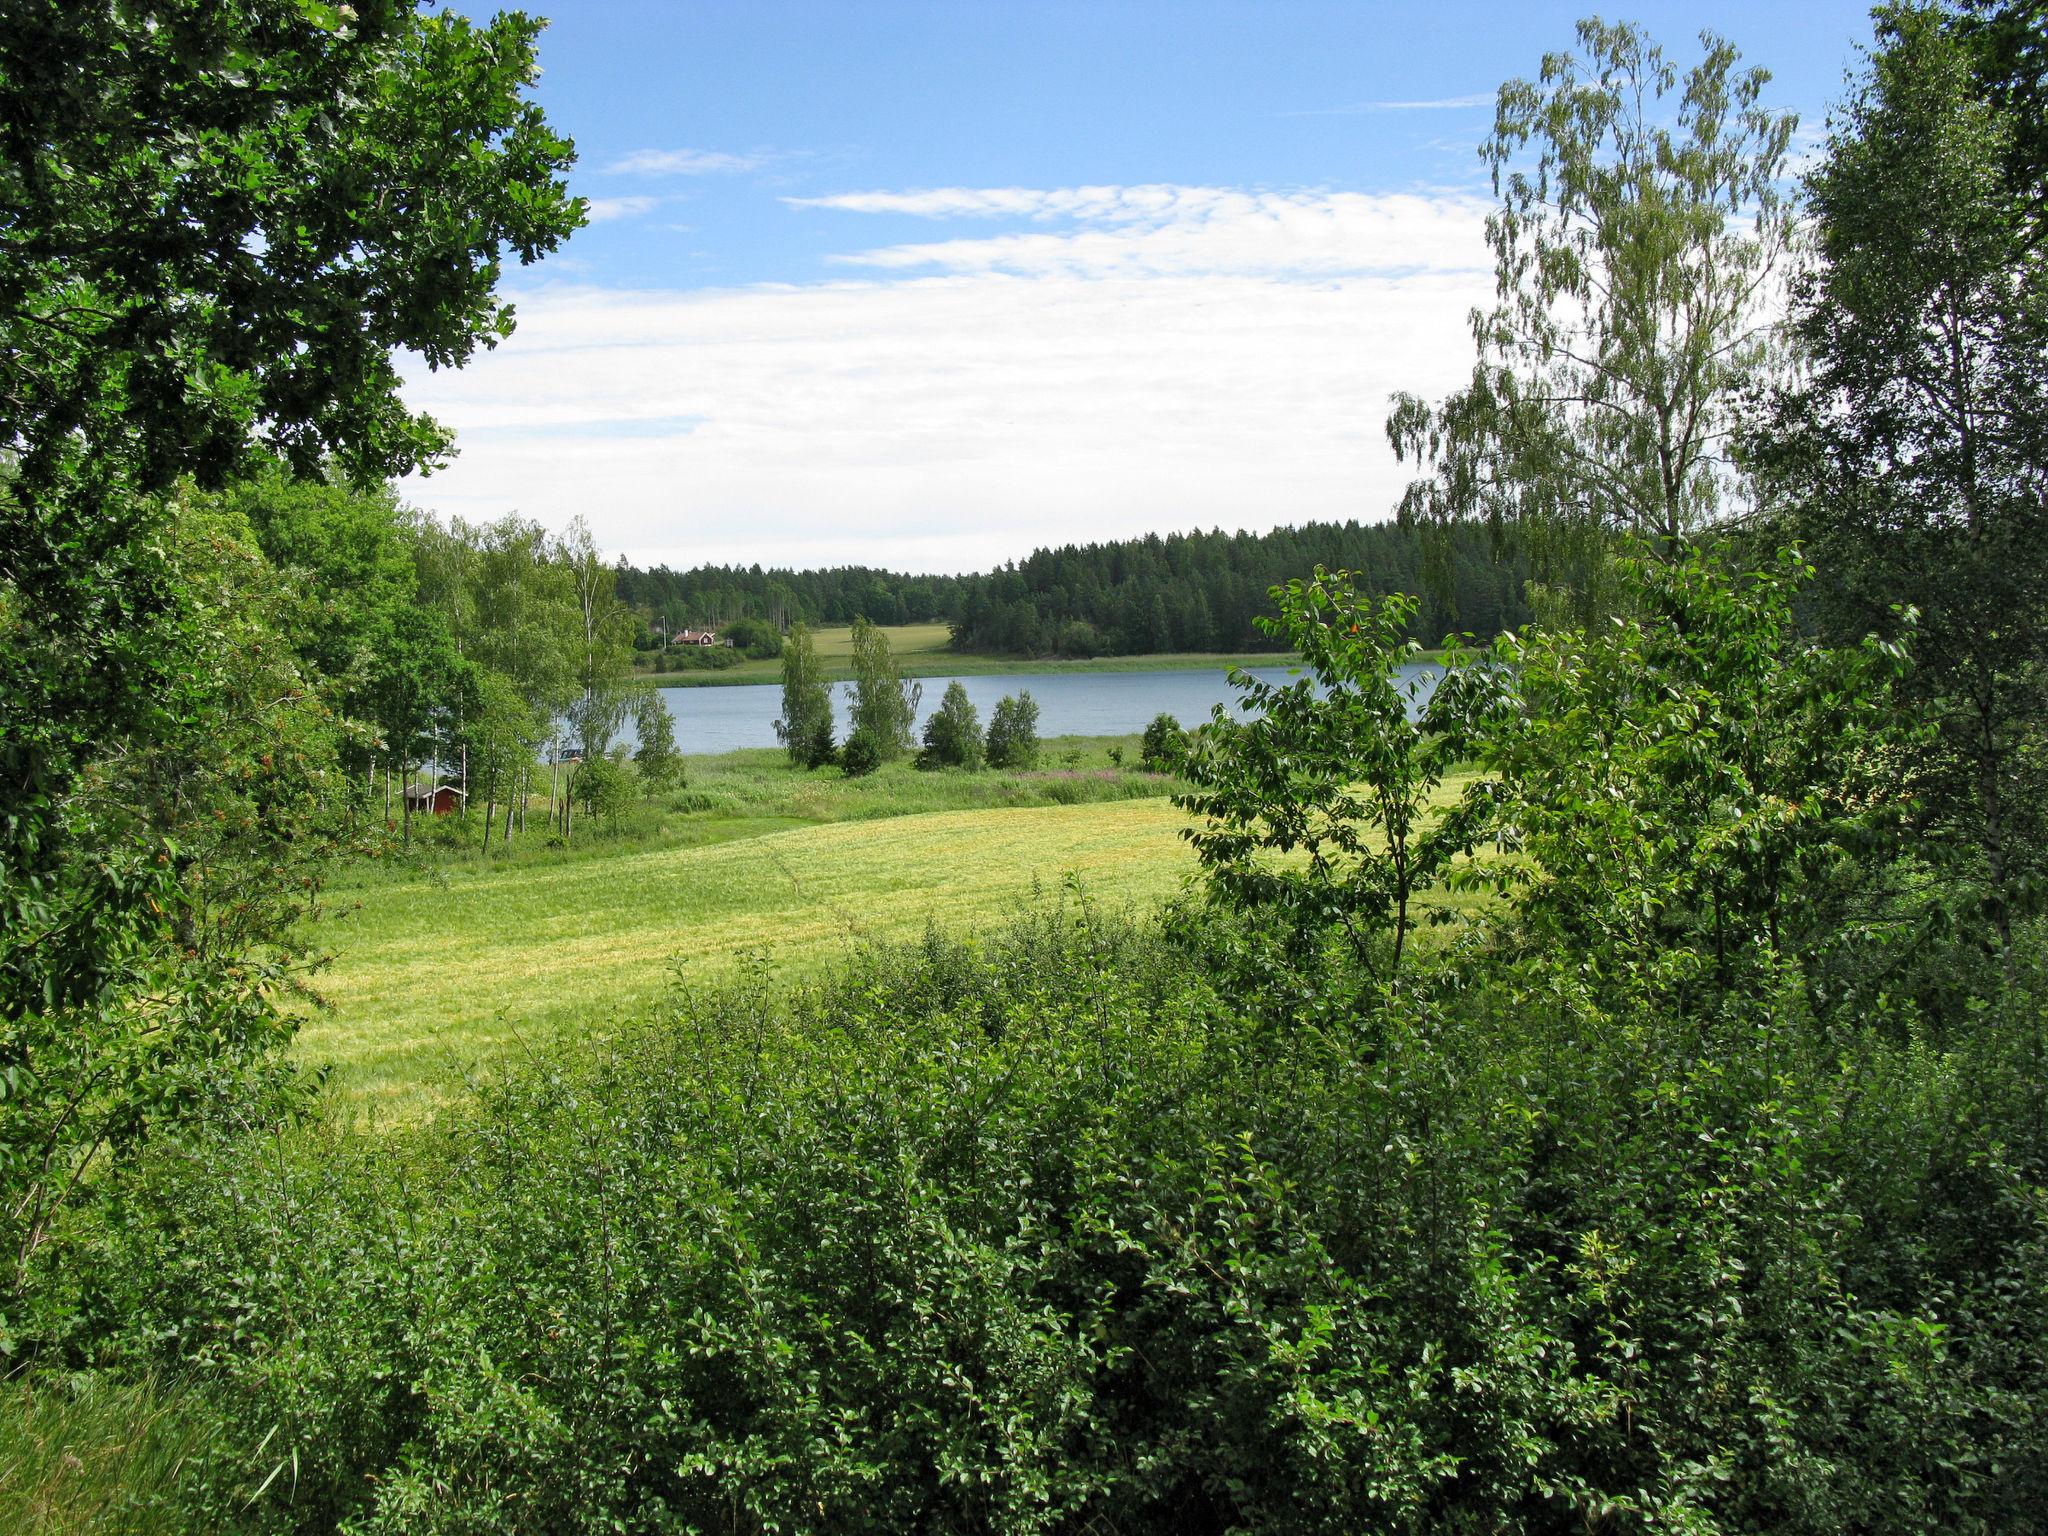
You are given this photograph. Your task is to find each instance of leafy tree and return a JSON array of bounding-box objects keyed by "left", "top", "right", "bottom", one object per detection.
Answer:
[
  {"left": 1388, "top": 18, "right": 1798, "bottom": 595},
  {"left": 468, "top": 670, "right": 537, "bottom": 852},
  {"left": 226, "top": 468, "right": 476, "bottom": 841},
  {"left": 918, "top": 681, "right": 983, "bottom": 770},
  {"left": 562, "top": 519, "right": 637, "bottom": 763},
  {"left": 1752, "top": 1, "right": 2048, "bottom": 956},
  {"left": 573, "top": 752, "right": 633, "bottom": 832},
  {"left": 0, "top": 495, "right": 354, "bottom": 1308},
  {"left": 721, "top": 617, "right": 783, "bottom": 660},
  {"left": 1178, "top": 577, "right": 1473, "bottom": 984},
  {"left": 775, "top": 622, "right": 836, "bottom": 769},
  {"left": 848, "top": 617, "right": 920, "bottom": 761},
  {"left": 1441, "top": 543, "right": 1907, "bottom": 1012},
  {"left": 1139, "top": 713, "right": 1186, "bottom": 772},
  {"left": 366, "top": 605, "right": 475, "bottom": 848},
  {"left": 634, "top": 689, "right": 684, "bottom": 793},
  {"left": 984, "top": 691, "right": 1041, "bottom": 769},
  {"left": 469, "top": 514, "right": 580, "bottom": 735},
  {"left": 0, "top": 0, "right": 579, "bottom": 1319}
]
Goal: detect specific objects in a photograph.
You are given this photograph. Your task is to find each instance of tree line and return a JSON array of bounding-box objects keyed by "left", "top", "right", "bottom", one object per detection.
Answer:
[
  {"left": 614, "top": 559, "right": 970, "bottom": 632},
  {"left": 612, "top": 518, "right": 1532, "bottom": 660},
  {"left": 945, "top": 519, "right": 1533, "bottom": 656}
]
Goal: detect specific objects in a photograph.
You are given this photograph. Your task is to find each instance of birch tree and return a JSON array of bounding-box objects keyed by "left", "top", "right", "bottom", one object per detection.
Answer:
[{"left": 1388, "top": 19, "right": 1799, "bottom": 598}]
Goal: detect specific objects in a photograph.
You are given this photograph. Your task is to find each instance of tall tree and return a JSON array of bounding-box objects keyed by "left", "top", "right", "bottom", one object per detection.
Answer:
[
  {"left": 1752, "top": 1, "right": 2048, "bottom": 953},
  {"left": 775, "top": 621, "right": 835, "bottom": 769},
  {"left": 0, "top": 0, "right": 580, "bottom": 1312},
  {"left": 1387, "top": 19, "right": 1798, "bottom": 597},
  {"left": 634, "top": 689, "right": 683, "bottom": 793},
  {"left": 560, "top": 520, "right": 636, "bottom": 757},
  {"left": 848, "top": 617, "right": 920, "bottom": 762}
]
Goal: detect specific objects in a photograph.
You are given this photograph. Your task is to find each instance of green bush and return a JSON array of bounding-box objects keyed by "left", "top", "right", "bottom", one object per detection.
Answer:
[
  {"left": 721, "top": 616, "right": 784, "bottom": 659},
  {"left": 571, "top": 752, "right": 633, "bottom": 828},
  {"left": 655, "top": 643, "right": 746, "bottom": 671},
  {"left": 1139, "top": 711, "right": 1185, "bottom": 771},
  {"left": 984, "top": 690, "right": 1041, "bottom": 769},
  {"left": 65, "top": 904, "right": 2048, "bottom": 1534},
  {"left": 918, "top": 680, "right": 982, "bottom": 770},
  {"left": 839, "top": 730, "right": 883, "bottom": 777}
]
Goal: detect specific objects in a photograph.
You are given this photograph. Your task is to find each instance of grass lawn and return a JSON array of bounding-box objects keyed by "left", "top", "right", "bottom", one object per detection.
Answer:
[
  {"left": 644, "top": 622, "right": 1300, "bottom": 687},
  {"left": 302, "top": 796, "right": 1199, "bottom": 1116}
]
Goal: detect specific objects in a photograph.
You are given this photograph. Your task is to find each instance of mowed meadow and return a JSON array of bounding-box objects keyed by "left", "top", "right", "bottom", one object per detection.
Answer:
[{"left": 300, "top": 739, "right": 1203, "bottom": 1110}]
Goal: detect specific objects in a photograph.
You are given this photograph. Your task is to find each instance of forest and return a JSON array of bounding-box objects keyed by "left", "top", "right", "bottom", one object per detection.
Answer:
[
  {"left": 613, "top": 519, "right": 1531, "bottom": 659},
  {"left": 3, "top": 3, "right": 2047, "bottom": 1532},
  {"left": 614, "top": 558, "right": 969, "bottom": 634},
  {"left": 944, "top": 520, "right": 1531, "bottom": 657}
]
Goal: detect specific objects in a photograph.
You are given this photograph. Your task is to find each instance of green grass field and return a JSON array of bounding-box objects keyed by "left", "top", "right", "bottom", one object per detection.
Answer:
[
  {"left": 304, "top": 797, "right": 1198, "bottom": 1114},
  {"left": 303, "top": 740, "right": 1197, "bottom": 1112},
  {"left": 646, "top": 622, "right": 1299, "bottom": 686}
]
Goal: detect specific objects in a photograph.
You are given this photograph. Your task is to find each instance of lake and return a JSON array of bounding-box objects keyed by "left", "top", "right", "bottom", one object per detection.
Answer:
[{"left": 622, "top": 664, "right": 1441, "bottom": 757}]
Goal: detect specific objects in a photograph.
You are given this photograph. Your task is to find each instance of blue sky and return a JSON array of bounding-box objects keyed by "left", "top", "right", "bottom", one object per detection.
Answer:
[{"left": 403, "top": 1, "right": 1879, "bottom": 573}]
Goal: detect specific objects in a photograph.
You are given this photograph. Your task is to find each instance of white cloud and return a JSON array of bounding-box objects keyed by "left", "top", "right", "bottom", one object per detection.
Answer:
[
  {"left": 797, "top": 186, "right": 1492, "bottom": 279},
  {"left": 606, "top": 147, "right": 766, "bottom": 176},
  {"left": 1289, "top": 92, "right": 1496, "bottom": 116},
  {"left": 400, "top": 185, "right": 1492, "bottom": 573},
  {"left": 582, "top": 195, "right": 662, "bottom": 223}
]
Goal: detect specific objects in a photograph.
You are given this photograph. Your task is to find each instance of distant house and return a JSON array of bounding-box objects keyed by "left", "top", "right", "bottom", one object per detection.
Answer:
[
  {"left": 677, "top": 628, "right": 719, "bottom": 646},
  {"left": 402, "top": 784, "right": 466, "bottom": 817}
]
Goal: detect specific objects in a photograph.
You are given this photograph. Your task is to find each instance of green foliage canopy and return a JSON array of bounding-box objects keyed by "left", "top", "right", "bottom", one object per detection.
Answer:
[
  {"left": 1389, "top": 19, "right": 1797, "bottom": 595},
  {"left": 1753, "top": 0, "right": 2048, "bottom": 949},
  {"left": 983, "top": 690, "right": 1041, "bottom": 769},
  {"left": 918, "top": 681, "right": 983, "bottom": 770},
  {"left": 0, "top": 0, "right": 580, "bottom": 1318},
  {"left": 774, "top": 622, "right": 836, "bottom": 769},
  {"left": 848, "top": 616, "right": 919, "bottom": 761}
]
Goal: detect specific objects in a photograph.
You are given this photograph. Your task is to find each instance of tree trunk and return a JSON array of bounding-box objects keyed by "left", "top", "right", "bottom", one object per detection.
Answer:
[{"left": 548, "top": 739, "right": 560, "bottom": 837}]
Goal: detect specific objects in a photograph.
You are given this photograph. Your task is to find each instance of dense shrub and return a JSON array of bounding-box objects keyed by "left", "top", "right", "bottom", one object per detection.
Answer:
[
  {"left": 67, "top": 904, "right": 2048, "bottom": 1534},
  {"left": 571, "top": 752, "right": 633, "bottom": 828},
  {"left": 648, "top": 642, "right": 746, "bottom": 672},
  {"left": 985, "top": 690, "right": 1041, "bottom": 768},
  {"left": 721, "top": 616, "right": 784, "bottom": 659},
  {"left": 1140, "top": 711, "right": 1185, "bottom": 771},
  {"left": 918, "top": 679, "right": 983, "bottom": 769},
  {"left": 839, "top": 729, "right": 883, "bottom": 777}
]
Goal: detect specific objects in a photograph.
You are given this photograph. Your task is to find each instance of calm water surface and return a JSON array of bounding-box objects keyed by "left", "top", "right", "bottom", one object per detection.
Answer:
[{"left": 644, "top": 664, "right": 1441, "bottom": 757}]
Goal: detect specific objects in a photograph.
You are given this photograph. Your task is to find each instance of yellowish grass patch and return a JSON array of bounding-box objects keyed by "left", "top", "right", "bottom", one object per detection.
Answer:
[{"left": 300, "top": 797, "right": 1199, "bottom": 1113}]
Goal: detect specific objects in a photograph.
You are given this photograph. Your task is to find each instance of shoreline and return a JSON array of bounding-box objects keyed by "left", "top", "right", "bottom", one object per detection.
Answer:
[
  {"left": 642, "top": 649, "right": 1306, "bottom": 688},
  {"left": 641, "top": 646, "right": 1449, "bottom": 688}
]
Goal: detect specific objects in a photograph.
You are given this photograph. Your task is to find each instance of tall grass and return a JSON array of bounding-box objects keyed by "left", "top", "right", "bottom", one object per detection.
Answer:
[{"left": 0, "top": 1375, "right": 245, "bottom": 1534}]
